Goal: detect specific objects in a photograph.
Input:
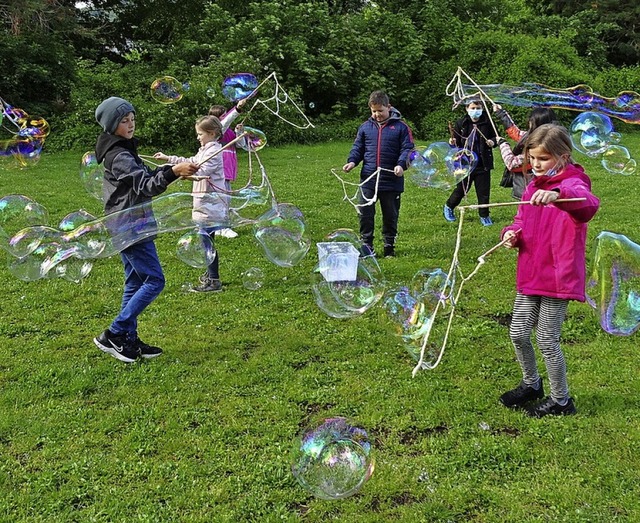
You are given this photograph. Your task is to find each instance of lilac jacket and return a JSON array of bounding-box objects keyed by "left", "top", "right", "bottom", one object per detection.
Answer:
[{"left": 501, "top": 163, "right": 600, "bottom": 301}]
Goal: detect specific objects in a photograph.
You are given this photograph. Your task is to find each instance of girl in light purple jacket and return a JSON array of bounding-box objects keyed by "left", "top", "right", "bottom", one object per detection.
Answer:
[{"left": 498, "top": 124, "right": 600, "bottom": 418}]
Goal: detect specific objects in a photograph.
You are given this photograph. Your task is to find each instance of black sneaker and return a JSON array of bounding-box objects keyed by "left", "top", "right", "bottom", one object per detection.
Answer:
[
  {"left": 499, "top": 380, "right": 544, "bottom": 408},
  {"left": 359, "top": 244, "right": 376, "bottom": 258},
  {"left": 526, "top": 396, "right": 577, "bottom": 418},
  {"left": 135, "top": 337, "right": 163, "bottom": 359},
  {"left": 93, "top": 329, "right": 138, "bottom": 363},
  {"left": 191, "top": 277, "right": 223, "bottom": 293},
  {"left": 383, "top": 245, "right": 396, "bottom": 257}
]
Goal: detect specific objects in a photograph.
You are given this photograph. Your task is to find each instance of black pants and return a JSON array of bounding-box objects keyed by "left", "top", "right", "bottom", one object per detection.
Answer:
[
  {"left": 446, "top": 169, "right": 491, "bottom": 218},
  {"left": 358, "top": 188, "right": 401, "bottom": 247}
]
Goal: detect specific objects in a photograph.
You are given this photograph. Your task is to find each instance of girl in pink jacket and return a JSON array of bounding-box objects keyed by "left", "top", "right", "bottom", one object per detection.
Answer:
[{"left": 499, "top": 124, "right": 600, "bottom": 418}]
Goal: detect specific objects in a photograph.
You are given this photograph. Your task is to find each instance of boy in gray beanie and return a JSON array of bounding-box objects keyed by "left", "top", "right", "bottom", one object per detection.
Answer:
[{"left": 92, "top": 96, "right": 199, "bottom": 363}]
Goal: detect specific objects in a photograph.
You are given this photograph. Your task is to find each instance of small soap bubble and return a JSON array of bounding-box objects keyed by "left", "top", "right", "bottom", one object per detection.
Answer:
[{"left": 242, "top": 267, "right": 264, "bottom": 290}]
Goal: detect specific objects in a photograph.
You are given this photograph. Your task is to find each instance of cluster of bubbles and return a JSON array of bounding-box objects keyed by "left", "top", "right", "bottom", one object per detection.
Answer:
[
  {"left": 149, "top": 76, "right": 190, "bottom": 104},
  {"left": 383, "top": 268, "right": 455, "bottom": 369},
  {"left": 587, "top": 231, "right": 640, "bottom": 336},
  {"left": 311, "top": 229, "right": 386, "bottom": 319},
  {"left": 0, "top": 97, "right": 50, "bottom": 169},
  {"left": 456, "top": 83, "right": 640, "bottom": 124},
  {"left": 0, "top": 166, "right": 313, "bottom": 282},
  {"left": 407, "top": 142, "right": 477, "bottom": 189},
  {"left": 291, "top": 417, "right": 374, "bottom": 500},
  {"left": 222, "top": 73, "right": 258, "bottom": 102},
  {"left": 569, "top": 112, "right": 636, "bottom": 175}
]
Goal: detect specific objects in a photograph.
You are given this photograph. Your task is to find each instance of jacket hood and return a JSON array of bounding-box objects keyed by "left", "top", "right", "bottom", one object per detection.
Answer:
[
  {"left": 531, "top": 163, "right": 590, "bottom": 190},
  {"left": 95, "top": 133, "right": 138, "bottom": 164},
  {"left": 369, "top": 106, "right": 403, "bottom": 125}
]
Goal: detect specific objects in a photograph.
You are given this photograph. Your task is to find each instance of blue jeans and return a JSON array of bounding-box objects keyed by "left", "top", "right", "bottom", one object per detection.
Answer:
[{"left": 110, "top": 240, "right": 165, "bottom": 338}]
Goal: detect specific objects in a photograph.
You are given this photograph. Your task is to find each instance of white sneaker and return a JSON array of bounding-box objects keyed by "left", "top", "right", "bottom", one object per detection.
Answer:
[{"left": 217, "top": 228, "right": 238, "bottom": 238}]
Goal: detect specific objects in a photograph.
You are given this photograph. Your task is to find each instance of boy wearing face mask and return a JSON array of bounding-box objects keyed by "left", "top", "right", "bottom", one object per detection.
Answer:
[{"left": 444, "top": 98, "right": 497, "bottom": 226}]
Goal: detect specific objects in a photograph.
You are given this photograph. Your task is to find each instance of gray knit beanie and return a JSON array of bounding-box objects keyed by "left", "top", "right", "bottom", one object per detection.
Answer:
[{"left": 95, "top": 97, "right": 135, "bottom": 134}]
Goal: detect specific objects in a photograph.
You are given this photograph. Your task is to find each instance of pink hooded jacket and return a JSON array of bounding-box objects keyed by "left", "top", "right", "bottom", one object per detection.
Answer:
[{"left": 501, "top": 163, "right": 600, "bottom": 302}]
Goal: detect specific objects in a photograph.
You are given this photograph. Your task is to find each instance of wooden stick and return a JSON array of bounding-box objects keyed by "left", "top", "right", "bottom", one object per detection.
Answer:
[
  {"left": 196, "top": 132, "right": 248, "bottom": 167},
  {"left": 460, "top": 197, "right": 586, "bottom": 210}
]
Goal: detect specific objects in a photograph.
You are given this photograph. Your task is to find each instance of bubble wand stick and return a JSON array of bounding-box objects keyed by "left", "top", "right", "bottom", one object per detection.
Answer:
[{"left": 460, "top": 197, "right": 586, "bottom": 210}]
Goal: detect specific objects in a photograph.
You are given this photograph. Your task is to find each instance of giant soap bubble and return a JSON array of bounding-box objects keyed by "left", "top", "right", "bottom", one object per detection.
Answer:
[
  {"left": 291, "top": 417, "right": 374, "bottom": 500},
  {"left": 311, "top": 229, "right": 386, "bottom": 318},
  {"left": 222, "top": 73, "right": 258, "bottom": 102},
  {"left": 150, "top": 76, "right": 185, "bottom": 104},
  {"left": 0, "top": 100, "right": 49, "bottom": 169},
  {"left": 383, "top": 268, "right": 454, "bottom": 369},
  {"left": 176, "top": 228, "right": 217, "bottom": 268},
  {"left": 570, "top": 112, "right": 615, "bottom": 157},
  {"left": 587, "top": 231, "right": 640, "bottom": 336},
  {"left": 408, "top": 142, "right": 475, "bottom": 190},
  {"left": 80, "top": 151, "right": 104, "bottom": 200},
  {"left": 254, "top": 203, "right": 310, "bottom": 267}
]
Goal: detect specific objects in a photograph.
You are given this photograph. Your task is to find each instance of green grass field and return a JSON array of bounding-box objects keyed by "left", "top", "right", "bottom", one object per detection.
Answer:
[{"left": 0, "top": 135, "right": 639, "bottom": 522}]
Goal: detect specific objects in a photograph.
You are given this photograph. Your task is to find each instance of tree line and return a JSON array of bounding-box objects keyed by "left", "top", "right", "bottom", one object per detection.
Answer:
[{"left": 1, "top": 0, "right": 638, "bottom": 150}]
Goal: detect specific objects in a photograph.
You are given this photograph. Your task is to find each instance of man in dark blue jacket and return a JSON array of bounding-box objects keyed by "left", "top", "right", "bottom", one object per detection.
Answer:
[{"left": 343, "top": 91, "right": 414, "bottom": 257}]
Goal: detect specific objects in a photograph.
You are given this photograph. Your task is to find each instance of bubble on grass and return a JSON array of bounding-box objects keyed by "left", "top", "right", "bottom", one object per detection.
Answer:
[
  {"left": 291, "top": 417, "right": 374, "bottom": 500},
  {"left": 383, "top": 268, "right": 454, "bottom": 369},
  {"left": 79, "top": 151, "right": 104, "bottom": 200},
  {"left": 254, "top": 203, "right": 310, "bottom": 267},
  {"left": 176, "top": 228, "right": 217, "bottom": 268},
  {"left": 586, "top": 231, "right": 640, "bottom": 335},
  {"left": 150, "top": 76, "right": 185, "bottom": 104},
  {"left": 242, "top": 267, "right": 264, "bottom": 290},
  {"left": 311, "top": 230, "right": 386, "bottom": 318}
]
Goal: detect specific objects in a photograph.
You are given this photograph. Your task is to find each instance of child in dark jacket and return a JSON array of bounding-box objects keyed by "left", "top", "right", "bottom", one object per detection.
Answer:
[
  {"left": 93, "top": 96, "right": 198, "bottom": 363},
  {"left": 444, "top": 98, "right": 497, "bottom": 226},
  {"left": 494, "top": 104, "right": 558, "bottom": 200},
  {"left": 342, "top": 90, "right": 414, "bottom": 257}
]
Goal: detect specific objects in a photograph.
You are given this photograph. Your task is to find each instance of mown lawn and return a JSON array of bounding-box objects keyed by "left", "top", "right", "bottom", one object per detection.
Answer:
[{"left": 0, "top": 134, "right": 638, "bottom": 522}]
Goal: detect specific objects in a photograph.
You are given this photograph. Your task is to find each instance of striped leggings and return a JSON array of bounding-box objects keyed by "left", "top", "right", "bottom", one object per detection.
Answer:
[{"left": 509, "top": 293, "right": 570, "bottom": 402}]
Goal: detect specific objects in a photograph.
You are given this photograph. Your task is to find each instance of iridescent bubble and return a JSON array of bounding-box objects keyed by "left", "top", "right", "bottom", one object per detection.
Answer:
[
  {"left": 237, "top": 126, "right": 267, "bottom": 152},
  {"left": 311, "top": 230, "right": 386, "bottom": 319},
  {"left": 587, "top": 231, "right": 640, "bottom": 336},
  {"left": 600, "top": 145, "right": 637, "bottom": 175},
  {"left": 308, "top": 102, "right": 315, "bottom": 109},
  {"left": 80, "top": 151, "right": 104, "bottom": 200},
  {"left": 242, "top": 267, "right": 264, "bottom": 290},
  {"left": 291, "top": 417, "right": 374, "bottom": 500},
  {"left": 176, "top": 228, "right": 216, "bottom": 268},
  {"left": 408, "top": 142, "right": 467, "bottom": 190},
  {"left": 452, "top": 83, "right": 640, "bottom": 123},
  {"left": 445, "top": 148, "right": 477, "bottom": 183},
  {"left": 570, "top": 112, "right": 615, "bottom": 157},
  {"left": 206, "top": 87, "right": 216, "bottom": 98},
  {"left": 254, "top": 203, "right": 310, "bottom": 267},
  {"left": 182, "top": 82, "right": 191, "bottom": 92},
  {"left": 222, "top": 73, "right": 258, "bottom": 102},
  {"left": 0, "top": 195, "right": 49, "bottom": 253},
  {"left": 384, "top": 268, "right": 454, "bottom": 369},
  {"left": 150, "top": 76, "right": 185, "bottom": 104}
]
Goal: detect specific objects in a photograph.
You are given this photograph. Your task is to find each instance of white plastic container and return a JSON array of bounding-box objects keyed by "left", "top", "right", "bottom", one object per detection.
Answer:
[{"left": 317, "top": 242, "right": 360, "bottom": 282}]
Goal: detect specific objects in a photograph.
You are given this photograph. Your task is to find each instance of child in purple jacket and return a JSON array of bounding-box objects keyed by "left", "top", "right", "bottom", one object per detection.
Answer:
[{"left": 499, "top": 124, "right": 599, "bottom": 417}]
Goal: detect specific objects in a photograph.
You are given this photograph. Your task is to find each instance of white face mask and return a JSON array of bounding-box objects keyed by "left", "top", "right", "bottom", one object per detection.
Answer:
[{"left": 467, "top": 109, "right": 482, "bottom": 120}]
